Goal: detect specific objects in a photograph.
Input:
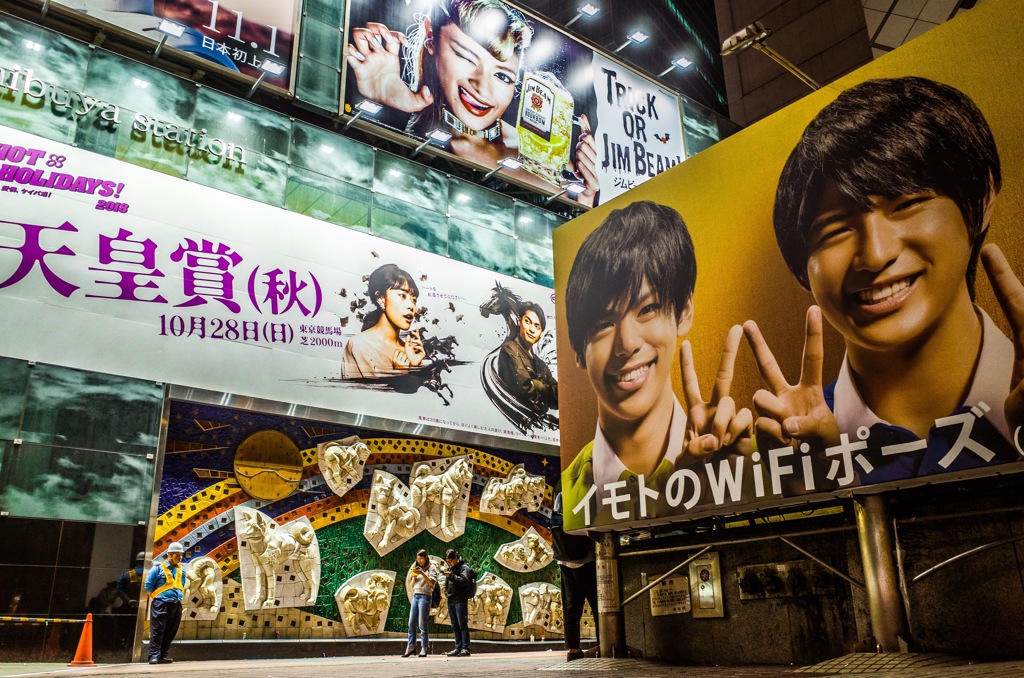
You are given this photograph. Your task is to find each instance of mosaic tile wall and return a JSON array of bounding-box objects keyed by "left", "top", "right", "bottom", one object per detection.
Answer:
[{"left": 157, "top": 401, "right": 593, "bottom": 641}]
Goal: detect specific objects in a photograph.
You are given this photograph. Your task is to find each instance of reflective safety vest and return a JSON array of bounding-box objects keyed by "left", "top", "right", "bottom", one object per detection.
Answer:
[{"left": 151, "top": 561, "right": 184, "bottom": 599}]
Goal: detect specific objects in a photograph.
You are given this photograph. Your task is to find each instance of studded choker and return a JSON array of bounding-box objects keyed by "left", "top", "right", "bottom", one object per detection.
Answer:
[{"left": 442, "top": 108, "right": 502, "bottom": 141}]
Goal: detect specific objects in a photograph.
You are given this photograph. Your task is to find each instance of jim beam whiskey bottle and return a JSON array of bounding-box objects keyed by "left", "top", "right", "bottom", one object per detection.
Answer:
[{"left": 517, "top": 71, "right": 573, "bottom": 184}]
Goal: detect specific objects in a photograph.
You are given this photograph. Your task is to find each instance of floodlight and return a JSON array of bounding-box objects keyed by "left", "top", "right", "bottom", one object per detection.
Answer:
[
  {"left": 614, "top": 31, "right": 649, "bottom": 53},
  {"left": 544, "top": 182, "right": 585, "bottom": 205},
  {"left": 344, "top": 99, "right": 384, "bottom": 128},
  {"left": 565, "top": 3, "right": 601, "bottom": 28},
  {"left": 151, "top": 18, "right": 187, "bottom": 63},
  {"left": 482, "top": 157, "right": 523, "bottom": 180},
  {"left": 246, "top": 59, "right": 287, "bottom": 99},
  {"left": 412, "top": 129, "right": 454, "bottom": 156},
  {"left": 659, "top": 56, "right": 693, "bottom": 77}
]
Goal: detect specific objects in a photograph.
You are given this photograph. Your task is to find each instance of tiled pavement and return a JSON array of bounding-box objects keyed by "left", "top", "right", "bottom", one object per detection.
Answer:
[{"left": 3, "top": 652, "right": 1024, "bottom": 678}]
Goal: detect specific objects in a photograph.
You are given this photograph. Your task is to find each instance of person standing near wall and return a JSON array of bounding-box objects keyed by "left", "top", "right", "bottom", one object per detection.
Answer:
[
  {"left": 116, "top": 551, "right": 145, "bottom": 610},
  {"left": 442, "top": 548, "right": 473, "bottom": 657},
  {"left": 144, "top": 541, "right": 186, "bottom": 665},
  {"left": 405, "top": 549, "right": 439, "bottom": 657},
  {"left": 552, "top": 484, "right": 598, "bottom": 661}
]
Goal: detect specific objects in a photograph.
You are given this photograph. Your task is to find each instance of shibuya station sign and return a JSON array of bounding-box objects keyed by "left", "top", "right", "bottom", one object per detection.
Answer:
[
  {"left": 0, "top": 64, "right": 247, "bottom": 168},
  {"left": 0, "top": 124, "right": 560, "bottom": 448}
]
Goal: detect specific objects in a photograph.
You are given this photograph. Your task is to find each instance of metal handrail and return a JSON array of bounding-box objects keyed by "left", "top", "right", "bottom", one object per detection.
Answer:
[{"left": 621, "top": 545, "right": 711, "bottom": 607}]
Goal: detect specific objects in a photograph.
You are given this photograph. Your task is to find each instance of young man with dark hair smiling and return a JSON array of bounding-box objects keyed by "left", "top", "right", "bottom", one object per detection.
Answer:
[
  {"left": 744, "top": 76, "right": 1024, "bottom": 482},
  {"left": 562, "top": 201, "right": 752, "bottom": 530}
]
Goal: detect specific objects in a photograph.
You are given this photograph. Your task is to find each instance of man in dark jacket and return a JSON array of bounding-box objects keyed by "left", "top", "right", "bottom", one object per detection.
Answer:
[
  {"left": 497, "top": 302, "right": 558, "bottom": 413},
  {"left": 442, "top": 548, "right": 473, "bottom": 656},
  {"left": 552, "top": 485, "right": 598, "bottom": 661}
]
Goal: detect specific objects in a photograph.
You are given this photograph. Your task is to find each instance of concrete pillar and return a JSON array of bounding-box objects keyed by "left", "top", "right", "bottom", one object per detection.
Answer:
[
  {"left": 854, "top": 494, "right": 910, "bottom": 651},
  {"left": 595, "top": 532, "right": 626, "bottom": 658}
]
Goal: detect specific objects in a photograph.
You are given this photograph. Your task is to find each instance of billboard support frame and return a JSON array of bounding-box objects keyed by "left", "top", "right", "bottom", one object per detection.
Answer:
[{"left": 855, "top": 495, "right": 911, "bottom": 653}]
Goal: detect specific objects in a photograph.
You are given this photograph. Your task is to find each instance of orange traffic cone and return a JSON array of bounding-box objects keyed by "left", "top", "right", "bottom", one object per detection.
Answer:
[{"left": 68, "top": 613, "right": 96, "bottom": 667}]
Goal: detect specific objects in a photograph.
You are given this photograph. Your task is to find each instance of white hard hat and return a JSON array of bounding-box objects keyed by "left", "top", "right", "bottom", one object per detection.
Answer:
[
  {"left": 136, "top": 551, "right": 146, "bottom": 561},
  {"left": 167, "top": 542, "right": 184, "bottom": 554}
]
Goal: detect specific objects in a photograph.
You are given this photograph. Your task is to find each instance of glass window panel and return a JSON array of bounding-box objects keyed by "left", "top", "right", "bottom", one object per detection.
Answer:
[
  {"left": 514, "top": 204, "right": 564, "bottom": 246},
  {"left": 19, "top": 364, "right": 163, "bottom": 456},
  {"left": 74, "top": 106, "right": 190, "bottom": 178},
  {"left": 717, "top": 113, "right": 742, "bottom": 140},
  {"left": 0, "top": 443, "right": 155, "bottom": 524},
  {"left": 295, "top": 56, "right": 341, "bottom": 113},
  {"left": 303, "top": 0, "right": 344, "bottom": 26},
  {"left": 49, "top": 566, "right": 93, "bottom": 615},
  {"left": 449, "top": 218, "right": 515, "bottom": 276},
  {"left": 299, "top": 17, "right": 342, "bottom": 70},
  {"left": 193, "top": 88, "right": 292, "bottom": 161},
  {"left": 0, "top": 515, "right": 61, "bottom": 566},
  {"left": 373, "top": 153, "right": 448, "bottom": 213},
  {"left": 0, "top": 17, "right": 92, "bottom": 144},
  {"left": 186, "top": 148, "right": 288, "bottom": 206},
  {"left": 447, "top": 181, "right": 513, "bottom": 236},
  {"left": 683, "top": 99, "right": 721, "bottom": 141},
  {"left": 56, "top": 521, "right": 102, "bottom": 567},
  {"left": 0, "top": 357, "right": 30, "bottom": 440},
  {"left": 0, "top": 16, "right": 91, "bottom": 89},
  {"left": 683, "top": 130, "right": 717, "bottom": 158},
  {"left": 683, "top": 99, "right": 721, "bottom": 158},
  {"left": 371, "top": 194, "right": 448, "bottom": 255},
  {"left": 515, "top": 240, "right": 554, "bottom": 287},
  {"left": 290, "top": 122, "right": 373, "bottom": 187},
  {"left": 78, "top": 566, "right": 129, "bottom": 613},
  {"left": 285, "top": 166, "right": 371, "bottom": 231},
  {"left": 0, "top": 565, "right": 56, "bottom": 616},
  {"left": 82, "top": 51, "right": 197, "bottom": 129},
  {"left": 71, "top": 105, "right": 123, "bottom": 159}
]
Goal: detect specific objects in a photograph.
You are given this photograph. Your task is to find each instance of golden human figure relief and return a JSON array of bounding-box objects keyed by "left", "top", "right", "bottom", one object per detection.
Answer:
[
  {"left": 335, "top": 570, "right": 396, "bottom": 636},
  {"left": 409, "top": 454, "right": 474, "bottom": 541},
  {"left": 494, "top": 527, "right": 553, "bottom": 572},
  {"left": 317, "top": 436, "right": 371, "bottom": 498},
  {"left": 183, "top": 556, "right": 223, "bottom": 619},
  {"left": 364, "top": 470, "right": 421, "bottom": 556},
  {"left": 519, "top": 582, "right": 563, "bottom": 634},
  {"left": 235, "top": 508, "right": 320, "bottom": 611},
  {"left": 480, "top": 465, "right": 546, "bottom": 515}
]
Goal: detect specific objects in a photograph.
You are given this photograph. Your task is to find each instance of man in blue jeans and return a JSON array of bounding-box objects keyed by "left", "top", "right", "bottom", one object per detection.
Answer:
[
  {"left": 442, "top": 548, "right": 473, "bottom": 657},
  {"left": 404, "top": 549, "right": 438, "bottom": 657},
  {"left": 144, "top": 541, "right": 186, "bottom": 665}
]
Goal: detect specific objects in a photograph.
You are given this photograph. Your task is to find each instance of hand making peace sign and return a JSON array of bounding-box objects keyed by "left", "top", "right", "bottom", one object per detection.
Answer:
[
  {"left": 679, "top": 324, "right": 754, "bottom": 463},
  {"left": 980, "top": 243, "right": 1024, "bottom": 435},
  {"left": 742, "top": 306, "right": 840, "bottom": 448}
]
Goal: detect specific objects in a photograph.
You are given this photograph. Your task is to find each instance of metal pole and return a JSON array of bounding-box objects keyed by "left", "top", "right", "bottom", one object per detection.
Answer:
[
  {"left": 779, "top": 537, "right": 865, "bottom": 590},
  {"left": 910, "top": 533, "right": 1024, "bottom": 585},
  {"left": 619, "top": 522, "right": 856, "bottom": 558},
  {"left": 854, "top": 494, "right": 910, "bottom": 652},
  {"left": 753, "top": 43, "right": 821, "bottom": 90},
  {"left": 621, "top": 546, "right": 711, "bottom": 607},
  {"left": 595, "top": 532, "right": 626, "bottom": 658}
]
